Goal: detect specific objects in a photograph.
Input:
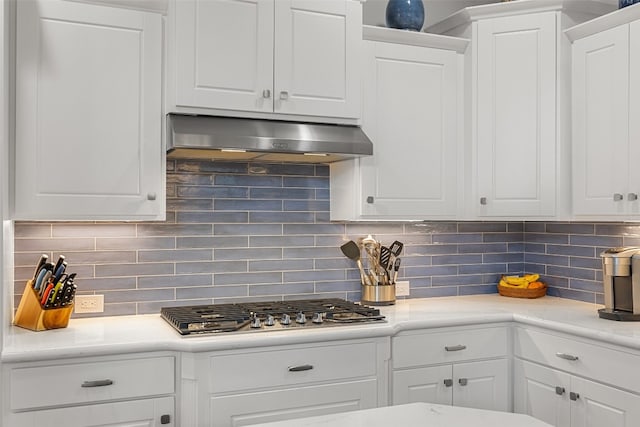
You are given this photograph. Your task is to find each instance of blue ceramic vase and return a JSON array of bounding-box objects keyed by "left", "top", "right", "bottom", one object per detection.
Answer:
[
  {"left": 619, "top": 0, "right": 640, "bottom": 8},
  {"left": 385, "top": 0, "right": 425, "bottom": 32}
]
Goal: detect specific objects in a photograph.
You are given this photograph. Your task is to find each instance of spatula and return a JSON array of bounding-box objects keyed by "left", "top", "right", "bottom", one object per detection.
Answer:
[{"left": 340, "top": 241, "right": 372, "bottom": 286}]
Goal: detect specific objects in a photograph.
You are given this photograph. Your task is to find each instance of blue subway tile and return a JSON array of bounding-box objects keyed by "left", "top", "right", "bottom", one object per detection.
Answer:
[
  {"left": 167, "top": 174, "right": 214, "bottom": 185},
  {"left": 215, "top": 248, "right": 282, "bottom": 261},
  {"left": 433, "top": 233, "right": 483, "bottom": 244},
  {"left": 215, "top": 174, "right": 282, "bottom": 187},
  {"left": 283, "top": 247, "right": 342, "bottom": 259},
  {"left": 214, "top": 272, "right": 282, "bottom": 286},
  {"left": 283, "top": 176, "right": 329, "bottom": 188},
  {"left": 483, "top": 233, "right": 523, "bottom": 243},
  {"left": 410, "top": 286, "right": 458, "bottom": 298},
  {"left": 458, "top": 243, "right": 508, "bottom": 253},
  {"left": 483, "top": 253, "right": 522, "bottom": 263},
  {"left": 96, "top": 263, "right": 174, "bottom": 278},
  {"left": 524, "top": 222, "right": 546, "bottom": 232},
  {"left": 569, "top": 278, "right": 602, "bottom": 293},
  {"left": 138, "top": 274, "right": 212, "bottom": 288},
  {"left": 431, "top": 274, "right": 484, "bottom": 286},
  {"left": 168, "top": 199, "right": 214, "bottom": 211},
  {"left": 178, "top": 186, "right": 248, "bottom": 198},
  {"left": 458, "top": 284, "right": 498, "bottom": 296},
  {"left": 547, "top": 286, "right": 596, "bottom": 303},
  {"left": 523, "top": 243, "right": 545, "bottom": 253},
  {"left": 524, "top": 253, "right": 569, "bottom": 266},
  {"left": 176, "top": 260, "right": 247, "bottom": 274},
  {"left": 284, "top": 224, "right": 345, "bottom": 235},
  {"left": 177, "top": 236, "right": 247, "bottom": 249},
  {"left": 214, "top": 224, "right": 282, "bottom": 236},
  {"left": 284, "top": 270, "right": 345, "bottom": 283},
  {"left": 250, "top": 236, "right": 315, "bottom": 247},
  {"left": 570, "top": 257, "right": 601, "bottom": 269},
  {"left": 595, "top": 223, "right": 640, "bottom": 236},
  {"left": 526, "top": 233, "right": 569, "bottom": 244},
  {"left": 250, "top": 188, "right": 315, "bottom": 200},
  {"left": 139, "top": 249, "right": 212, "bottom": 262},
  {"left": 459, "top": 263, "right": 507, "bottom": 275},
  {"left": 405, "top": 265, "right": 458, "bottom": 276},
  {"left": 569, "top": 235, "right": 623, "bottom": 247},
  {"left": 284, "top": 200, "right": 330, "bottom": 211},
  {"left": 411, "top": 244, "right": 457, "bottom": 255},
  {"left": 458, "top": 222, "right": 507, "bottom": 233},
  {"left": 432, "top": 254, "right": 482, "bottom": 265},
  {"left": 546, "top": 223, "right": 595, "bottom": 234},
  {"left": 214, "top": 199, "right": 283, "bottom": 211},
  {"left": 250, "top": 212, "right": 315, "bottom": 223},
  {"left": 176, "top": 160, "right": 247, "bottom": 173},
  {"left": 315, "top": 189, "right": 330, "bottom": 200},
  {"left": 546, "top": 244, "right": 595, "bottom": 257},
  {"left": 177, "top": 212, "right": 248, "bottom": 223},
  {"left": 249, "top": 259, "right": 314, "bottom": 272},
  {"left": 103, "top": 288, "right": 175, "bottom": 303},
  {"left": 407, "top": 222, "right": 458, "bottom": 234}
]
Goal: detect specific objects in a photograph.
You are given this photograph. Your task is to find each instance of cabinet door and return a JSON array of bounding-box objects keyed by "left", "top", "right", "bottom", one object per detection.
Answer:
[
  {"left": 453, "top": 359, "right": 510, "bottom": 412},
  {"left": 571, "top": 376, "right": 640, "bottom": 427},
  {"left": 392, "top": 365, "right": 452, "bottom": 406},
  {"left": 8, "top": 397, "right": 174, "bottom": 427},
  {"left": 476, "top": 12, "right": 556, "bottom": 216},
  {"left": 572, "top": 24, "right": 630, "bottom": 216},
  {"left": 15, "top": 0, "right": 163, "bottom": 220},
  {"left": 274, "top": 0, "right": 361, "bottom": 118},
  {"left": 171, "top": 0, "right": 274, "bottom": 113},
  {"left": 629, "top": 20, "right": 640, "bottom": 213},
  {"left": 514, "top": 359, "right": 571, "bottom": 427},
  {"left": 210, "top": 380, "right": 377, "bottom": 427},
  {"left": 358, "top": 41, "right": 458, "bottom": 219}
]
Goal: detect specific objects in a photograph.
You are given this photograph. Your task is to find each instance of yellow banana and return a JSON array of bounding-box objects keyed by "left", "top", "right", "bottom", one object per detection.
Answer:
[
  {"left": 499, "top": 278, "right": 527, "bottom": 288},
  {"left": 504, "top": 276, "right": 529, "bottom": 286},
  {"left": 523, "top": 273, "right": 540, "bottom": 283}
]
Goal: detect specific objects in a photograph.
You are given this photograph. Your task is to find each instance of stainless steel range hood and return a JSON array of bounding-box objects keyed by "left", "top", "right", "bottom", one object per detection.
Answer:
[{"left": 166, "top": 114, "right": 373, "bottom": 164}]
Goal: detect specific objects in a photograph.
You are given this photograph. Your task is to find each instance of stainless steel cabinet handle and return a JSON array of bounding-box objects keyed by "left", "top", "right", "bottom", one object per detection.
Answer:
[
  {"left": 555, "top": 352, "right": 579, "bottom": 361},
  {"left": 288, "top": 364, "right": 313, "bottom": 372},
  {"left": 480, "top": 197, "right": 487, "bottom": 205},
  {"left": 366, "top": 196, "right": 374, "bottom": 204},
  {"left": 445, "top": 345, "right": 467, "bottom": 352},
  {"left": 280, "top": 91, "right": 289, "bottom": 100},
  {"left": 81, "top": 379, "right": 114, "bottom": 388},
  {"left": 147, "top": 192, "right": 157, "bottom": 201},
  {"left": 443, "top": 379, "right": 453, "bottom": 387},
  {"left": 629, "top": 193, "right": 638, "bottom": 201},
  {"left": 570, "top": 392, "right": 580, "bottom": 401},
  {"left": 262, "top": 89, "right": 271, "bottom": 99},
  {"left": 458, "top": 378, "right": 468, "bottom": 386},
  {"left": 555, "top": 386, "right": 565, "bottom": 395},
  {"left": 614, "top": 193, "right": 624, "bottom": 201}
]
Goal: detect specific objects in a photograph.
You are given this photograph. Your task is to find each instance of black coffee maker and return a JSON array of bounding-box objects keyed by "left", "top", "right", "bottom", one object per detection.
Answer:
[{"left": 599, "top": 247, "right": 640, "bottom": 321}]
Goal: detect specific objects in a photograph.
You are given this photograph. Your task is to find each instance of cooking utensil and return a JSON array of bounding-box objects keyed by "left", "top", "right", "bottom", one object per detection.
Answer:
[
  {"left": 392, "top": 257, "right": 401, "bottom": 284},
  {"left": 340, "top": 241, "right": 371, "bottom": 286},
  {"left": 389, "top": 240, "right": 404, "bottom": 257},
  {"left": 379, "top": 246, "right": 392, "bottom": 284}
]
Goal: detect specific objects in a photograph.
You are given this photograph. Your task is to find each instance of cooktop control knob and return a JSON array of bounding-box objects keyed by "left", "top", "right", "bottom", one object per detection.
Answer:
[
  {"left": 265, "top": 314, "right": 275, "bottom": 326},
  {"left": 312, "top": 312, "right": 324, "bottom": 324},
  {"left": 280, "top": 313, "right": 291, "bottom": 325},
  {"left": 250, "top": 315, "right": 261, "bottom": 329},
  {"left": 296, "top": 311, "right": 306, "bottom": 324}
]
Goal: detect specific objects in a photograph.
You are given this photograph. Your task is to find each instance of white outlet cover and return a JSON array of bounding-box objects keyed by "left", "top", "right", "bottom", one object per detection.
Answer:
[
  {"left": 75, "top": 294, "right": 104, "bottom": 314},
  {"left": 396, "top": 281, "right": 410, "bottom": 297}
]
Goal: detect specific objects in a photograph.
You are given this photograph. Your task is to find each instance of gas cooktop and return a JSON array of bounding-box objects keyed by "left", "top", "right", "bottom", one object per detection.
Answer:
[{"left": 160, "top": 298, "right": 386, "bottom": 336}]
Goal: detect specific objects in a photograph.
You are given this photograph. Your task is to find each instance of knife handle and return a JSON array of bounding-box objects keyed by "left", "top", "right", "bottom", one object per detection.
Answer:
[{"left": 81, "top": 379, "right": 113, "bottom": 388}]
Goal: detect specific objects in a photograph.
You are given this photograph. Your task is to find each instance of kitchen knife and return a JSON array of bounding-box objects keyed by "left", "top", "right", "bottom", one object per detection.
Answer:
[
  {"left": 52, "top": 261, "right": 67, "bottom": 285},
  {"left": 32, "top": 254, "right": 48, "bottom": 283},
  {"left": 53, "top": 255, "right": 65, "bottom": 275}
]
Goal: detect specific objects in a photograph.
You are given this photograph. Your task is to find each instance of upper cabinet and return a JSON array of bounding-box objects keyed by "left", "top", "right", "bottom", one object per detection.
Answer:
[
  {"left": 568, "top": 7, "right": 640, "bottom": 218},
  {"left": 14, "top": 0, "right": 165, "bottom": 221},
  {"left": 427, "top": 0, "right": 614, "bottom": 220},
  {"left": 167, "top": 0, "right": 362, "bottom": 121},
  {"left": 330, "top": 27, "right": 466, "bottom": 221}
]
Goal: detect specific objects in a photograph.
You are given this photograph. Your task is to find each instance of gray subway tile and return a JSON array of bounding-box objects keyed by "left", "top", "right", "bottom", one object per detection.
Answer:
[
  {"left": 547, "top": 265, "right": 595, "bottom": 281},
  {"left": 168, "top": 199, "right": 214, "bottom": 212},
  {"left": 215, "top": 248, "right": 282, "bottom": 261},
  {"left": 177, "top": 285, "right": 248, "bottom": 299},
  {"left": 569, "top": 235, "right": 623, "bottom": 248},
  {"left": 249, "top": 212, "right": 315, "bottom": 223},
  {"left": 595, "top": 223, "right": 640, "bottom": 236},
  {"left": 176, "top": 159, "right": 247, "bottom": 174},
  {"left": 524, "top": 253, "right": 569, "bottom": 266},
  {"left": 177, "top": 236, "right": 247, "bottom": 249},
  {"left": 103, "top": 288, "right": 175, "bottom": 303},
  {"left": 458, "top": 263, "right": 507, "bottom": 274},
  {"left": 214, "top": 272, "right": 282, "bottom": 286},
  {"left": 54, "top": 251, "right": 137, "bottom": 265},
  {"left": 483, "top": 233, "right": 523, "bottom": 243},
  {"left": 433, "top": 233, "right": 483, "bottom": 244},
  {"left": 284, "top": 270, "right": 345, "bottom": 283},
  {"left": 458, "top": 243, "right": 507, "bottom": 254},
  {"left": 458, "top": 222, "right": 507, "bottom": 233},
  {"left": 137, "top": 224, "right": 212, "bottom": 237},
  {"left": 546, "top": 244, "right": 595, "bottom": 257},
  {"left": 52, "top": 224, "right": 136, "bottom": 238},
  {"left": 176, "top": 260, "right": 247, "bottom": 274},
  {"left": 97, "top": 237, "right": 175, "bottom": 250},
  {"left": 250, "top": 188, "right": 315, "bottom": 200},
  {"left": 406, "top": 222, "right": 458, "bottom": 234},
  {"left": 214, "top": 199, "right": 283, "bottom": 211},
  {"left": 545, "top": 223, "right": 595, "bottom": 234},
  {"left": 432, "top": 254, "right": 482, "bottom": 265},
  {"left": 458, "top": 284, "right": 497, "bottom": 295},
  {"left": 284, "top": 200, "right": 330, "bottom": 211},
  {"left": 524, "top": 222, "right": 546, "bottom": 232},
  {"left": 283, "top": 247, "right": 342, "bottom": 259},
  {"left": 215, "top": 224, "right": 282, "bottom": 236},
  {"left": 249, "top": 259, "right": 314, "bottom": 272},
  {"left": 431, "top": 274, "right": 484, "bottom": 286},
  {"left": 96, "top": 263, "right": 174, "bottom": 278},
  {"left": 178, "top": 186, "right": 248, "bottom": 199},
  {"left": 14, "top": 224, "right": 52, "bottom": 238},
  {"left": 250, "top": 236, "right": 315, "bottom": 248},
  {"left": 526, "top": 233, "right": 569, "bottom": 244},
  {"left": 138, "top": 274, "right": 212, "bottom": 288},
  {"left": 569, "top": 257, "right": 601, "bottom": 269},
  {"left": 15, "top": 238, "right": 95, "bottom": 252},
  {"left": 410, "top": 286, "right": 458, "bottom": 298},
  {"left": 138, "top": 249, "right": 212, "bottom": 262},
  {"left": 215, "top": 174, "right": 282, "bottom": 187},
  {"left": 284, "top": 224, "right": 344, "bottom": 235}
]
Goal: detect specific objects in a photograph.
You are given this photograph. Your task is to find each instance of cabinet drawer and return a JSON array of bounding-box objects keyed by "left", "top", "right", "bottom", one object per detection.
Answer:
[
  {"left": 393, "top": 326, "right": 508, "bottom": 369},
  {"left": 209, "top": 341, "right": 378, "bottom": 393},
  {"left": 10, "top": 356, "right": 175, "bottom": 410},
  {"left": 514, "top": 326, "right": 640, "bottom": 393}
]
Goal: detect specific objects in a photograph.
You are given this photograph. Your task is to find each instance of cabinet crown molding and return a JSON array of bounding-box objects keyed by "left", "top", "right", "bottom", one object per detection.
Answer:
[
  {"left": 565, "top": 3, "right": 640, "bottom": 41},
  {"left": 426, "top": 0, "right": 615, "bottom": 35},
  {"left": 363, "top": 25, "right": 469, "bottom": 53}
]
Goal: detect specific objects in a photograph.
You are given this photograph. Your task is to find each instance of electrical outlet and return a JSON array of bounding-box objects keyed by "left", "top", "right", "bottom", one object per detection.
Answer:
[
  {"left": 75, "top": 295, "right": 104, "bottom": 314},
  {"left": 396, "top": 281, "right": 410, "bottom": 297}
]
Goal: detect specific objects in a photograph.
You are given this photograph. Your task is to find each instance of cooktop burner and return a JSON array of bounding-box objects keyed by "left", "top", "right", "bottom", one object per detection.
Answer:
[{"left": 160, "top": 298, "right": 385, "bottom": 336}]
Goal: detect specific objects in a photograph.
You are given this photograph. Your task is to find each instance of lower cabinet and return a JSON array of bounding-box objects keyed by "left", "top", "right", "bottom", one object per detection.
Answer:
[
  {"left": 8, "top": 397, "right": 175, "bottom": 427},
  {"left": 2, "top": 353, "right": 177, "bottom": 427},
  {"left": 393, "top": 358, "right": 509, "bottom": 410},
  {"left": 391, "top": 325, "right": 511, "bottom": 412},
  {"left": 514, "top": 358, "right": 640, "bottom": 427},
  {"left": 181, "top": 338, "right": 390, "bottom": 427}
]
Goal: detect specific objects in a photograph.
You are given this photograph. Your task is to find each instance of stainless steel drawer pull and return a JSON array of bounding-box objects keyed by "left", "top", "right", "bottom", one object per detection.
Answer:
[
  {"left": 458, "top": 378, "right": 468, "bottom": 386},
  {"left": 555, "top": 352, "right": 579, "bottom": 361},
  {"left": 288, "top": 364, "right": 313, "bottom": 372},
  {"left": 614, "top": 193, "right": 624, "bottom": 201},
  {"left": 480, "top": 197, "right": 487, "bottom": 205},
  {"left": 81, "top": 379, "right": 114, "bottom": 388},
  {"left": 262, "top": 89, "right": 271, "bottom": 99},
  {"left": 570, "top": 392, "right": 580, "bottom": 401},
  {"left": 555, "top": 386, "right": 565, "bottom": 395},
  {"left": 280, "top": 91, "right": 289, "bottom": 100},
  {"left": 366, "top": 196, "right": 374, "bottom": 204},
  {"left": 443, "top": 379, "right": 453, "bottom": 387},
  {"left": 147, "top": 192, "right": 157, "bottom": 201},
  {"left": 445, "top": 345, "right": 467, "bottom": 352},
  {"left": 629, "top": 193, "right": 639, "bottom": 201}
]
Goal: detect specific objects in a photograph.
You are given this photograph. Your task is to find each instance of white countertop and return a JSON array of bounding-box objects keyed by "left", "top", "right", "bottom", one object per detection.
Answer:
[
  {"left": 4, "top": 294, "right": 640, "bottom": 363},
  {"left": 249, "top": 402, "right": 551, "bottom": 427}
]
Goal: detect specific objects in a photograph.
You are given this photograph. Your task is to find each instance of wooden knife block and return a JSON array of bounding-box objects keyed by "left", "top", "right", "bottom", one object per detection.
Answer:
[{"left": 14, "top": 280, "right": 73, "bottom": 331}]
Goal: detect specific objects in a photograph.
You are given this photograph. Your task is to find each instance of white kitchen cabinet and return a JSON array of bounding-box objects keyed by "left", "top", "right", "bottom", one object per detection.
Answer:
[
  {"left": 569, "top": 13, "right": 640, "bottom": 218},
  {"left": 167, "top": 0, "right": 361, "bottom": 121},
  {"left": 391, "top": 325, "right": 510, "bottom": 412},
  {"left": 330, "top": 26, "right": 466, "bottom": 221},
  {"left": 515, "top": 359, "right": 640, "bottom": 427},
  {"left": 427, "top": 0, "right": 613, "bottom": 219},
  {"left": 14, "top": 0, "right": 164, "bottom": 220},
  {"left": 181, "top": 338, "right": 389, "bottom": 427},
  {"left": 514, "top": 326, "right": 640, "bottom": 427},
  {"left": 2, "top": 353, "right": 176, "bottom": 427}
]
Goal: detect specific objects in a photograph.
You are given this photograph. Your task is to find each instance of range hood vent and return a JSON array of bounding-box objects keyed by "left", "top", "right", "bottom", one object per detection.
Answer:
[{"left": 166, "top": 114, "right": 373, "bottom": 164}]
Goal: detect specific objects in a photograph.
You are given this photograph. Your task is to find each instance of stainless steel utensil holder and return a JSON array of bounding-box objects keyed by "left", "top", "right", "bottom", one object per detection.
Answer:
[{"left": 361, "top": 283, "right": 395, "bottom": 306}]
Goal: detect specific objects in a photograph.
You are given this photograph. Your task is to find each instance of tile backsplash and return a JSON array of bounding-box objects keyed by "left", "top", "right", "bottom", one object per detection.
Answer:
[{"left": 12, "top": 160, "right": 639, "bottom": 317}]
